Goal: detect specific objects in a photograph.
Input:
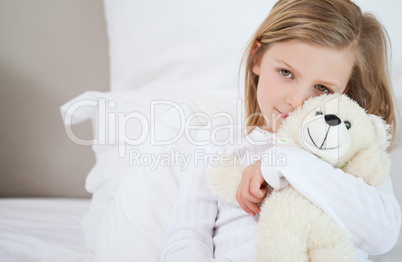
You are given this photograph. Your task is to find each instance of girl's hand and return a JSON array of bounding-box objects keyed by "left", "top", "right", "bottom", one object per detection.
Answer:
[{"left": 235, "top": 159, "right": 268, "bottom": 216}]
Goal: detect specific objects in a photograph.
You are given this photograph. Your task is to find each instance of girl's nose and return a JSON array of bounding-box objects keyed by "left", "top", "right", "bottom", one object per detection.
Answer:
[{"left": 285, "top": 89, "right": 311, "bottom": 109}]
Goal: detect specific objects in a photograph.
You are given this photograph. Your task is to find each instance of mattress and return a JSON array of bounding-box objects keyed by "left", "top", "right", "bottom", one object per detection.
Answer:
[{"left": 0, "top": 198, "right": 90, "bottom": 262}]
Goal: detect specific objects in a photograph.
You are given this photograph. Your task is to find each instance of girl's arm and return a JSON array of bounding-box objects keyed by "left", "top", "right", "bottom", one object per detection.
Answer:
[
  {"left": 238, "top": 145, "right": 401, "bottom": 255},
  {"left": 162, "top": 125, "right": 241, "bottom": 262},
  {"left": 161, "top": 144, "right": 218, "bottom": 261},
  {"left": 162, "top": 126, "right": 259, "bottom": 262}
]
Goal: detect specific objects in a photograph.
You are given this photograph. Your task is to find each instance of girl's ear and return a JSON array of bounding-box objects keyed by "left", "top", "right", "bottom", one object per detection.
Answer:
[
  {"left": 252, "top": 40, "right": 261, "bottom": 55},
  {"left": 252, "top": 41, "right": 262, "bottom": 75}
]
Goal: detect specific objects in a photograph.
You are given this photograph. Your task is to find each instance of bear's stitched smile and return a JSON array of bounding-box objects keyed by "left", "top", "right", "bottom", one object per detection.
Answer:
[{"left": 307, "top": 126, "right": 339, "bottom": 151}]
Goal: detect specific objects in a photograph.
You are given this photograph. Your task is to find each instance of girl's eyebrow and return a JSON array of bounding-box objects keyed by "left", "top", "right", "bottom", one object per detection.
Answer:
[
  {"left": 274, "top": 59, "right": 340, "bottom": 90},
  {"left": 274, "top": 59, "right": 300, "bottom": 76},
  {"left": 318, "top": 80, "right": 340, "bottom": 90}
]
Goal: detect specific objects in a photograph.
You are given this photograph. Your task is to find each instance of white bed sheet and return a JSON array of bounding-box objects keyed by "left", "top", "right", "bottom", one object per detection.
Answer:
[
  {"left": 0, "top": 198, "right": 90, "bottom": 262},
  {"left": 0, "top": 196, "right": 400, "bottom": 262}
]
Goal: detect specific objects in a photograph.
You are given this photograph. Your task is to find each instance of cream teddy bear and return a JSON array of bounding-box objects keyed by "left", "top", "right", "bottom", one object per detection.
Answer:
[{"left": 208, "top": 93, "right": 391, "bottom": 262}]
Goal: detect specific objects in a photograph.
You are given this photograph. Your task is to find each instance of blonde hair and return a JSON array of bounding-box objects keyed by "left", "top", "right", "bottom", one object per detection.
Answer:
[{"left": 243, "top": 0, "right": 398, "bottom": 140}]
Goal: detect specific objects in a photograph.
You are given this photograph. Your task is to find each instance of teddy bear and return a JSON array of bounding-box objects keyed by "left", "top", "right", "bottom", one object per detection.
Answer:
[{"left": 208, "top": 93, "right": 391, "bottom": 262}]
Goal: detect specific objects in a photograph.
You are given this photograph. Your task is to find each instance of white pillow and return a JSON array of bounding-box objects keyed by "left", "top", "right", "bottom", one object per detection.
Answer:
[
  {"left": 60, "top": 88, "right": 240, "bottom": 261},
  {"left": 104, "top": 0, "right": 276, "bottom": 92}
]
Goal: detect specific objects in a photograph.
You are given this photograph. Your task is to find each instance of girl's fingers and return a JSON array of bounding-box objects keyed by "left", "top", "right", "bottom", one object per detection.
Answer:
[
  {"left": 236, "top": 159, "right": 266, "bottom": 216},
  {"left": 250, "top": 178, "right": 265, "bottom": 198},
  {"left": 244, "top": 200, "right": 261, "bottom": 215},
  {"left": 244, "top": 189, "right": 263, "bottom": 202},
  {"left": 237, "top": 185, "right": 260, "bottom": 215},
  {"left": 239, "top": 194, "right": 260, "bottom": 216},
  {"left": 242, "top": 189, "right": 263, "bottom": 215},
  {"left": 240, "top": 201, "right": 256, "bottom": 216},
  {"left": 236, "top": 189, "right": 255, "bottom": 216}
]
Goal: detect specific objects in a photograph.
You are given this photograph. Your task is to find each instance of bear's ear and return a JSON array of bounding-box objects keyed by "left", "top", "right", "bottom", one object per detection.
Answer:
[{"left": 368, "top": 114, "right": 391, "bottom": 148}]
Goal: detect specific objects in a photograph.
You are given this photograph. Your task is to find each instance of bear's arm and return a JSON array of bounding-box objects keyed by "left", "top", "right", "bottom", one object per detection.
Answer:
[
  {"left": 343, "top": 147, "right": 390, "bottom": 186},
  {"left": 260, "top": 145, "right": 401, "bottom": 255}
]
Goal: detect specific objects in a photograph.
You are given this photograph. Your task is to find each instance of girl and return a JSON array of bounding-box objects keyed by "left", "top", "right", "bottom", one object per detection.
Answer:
[{"left": 162, "top": 0, "right": 401, "bottom": 261}]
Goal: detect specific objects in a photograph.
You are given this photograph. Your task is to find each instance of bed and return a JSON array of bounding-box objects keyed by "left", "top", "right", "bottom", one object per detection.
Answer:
[{"left": 1, "top": 0, "right": 402, "bottom": 261}]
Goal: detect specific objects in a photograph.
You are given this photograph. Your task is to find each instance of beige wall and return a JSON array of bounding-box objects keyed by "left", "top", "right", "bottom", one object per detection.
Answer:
[{"left": 0, "top": 0, "right": 109, "bottom": 197}]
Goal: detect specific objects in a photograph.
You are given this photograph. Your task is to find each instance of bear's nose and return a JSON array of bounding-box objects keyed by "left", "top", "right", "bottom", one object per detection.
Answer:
[{"left": 325, "top": 114, "right": 341, "bottom": 126}]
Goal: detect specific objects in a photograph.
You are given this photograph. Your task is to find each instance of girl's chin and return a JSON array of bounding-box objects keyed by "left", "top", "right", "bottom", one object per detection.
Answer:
[
  {"left": 259, "top": 125, "right": 280, "bottom": 133},
  {"left": 269, "top": 119, "right": 283, "bottom": 133},
  {"left": 260, "top": 114, "right": 283, "bottom": 133}
]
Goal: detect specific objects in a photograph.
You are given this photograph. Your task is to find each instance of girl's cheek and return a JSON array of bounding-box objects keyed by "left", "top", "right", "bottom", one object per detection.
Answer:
[{"left": 311, "top": 88, "right": 327, "bottom": 97}]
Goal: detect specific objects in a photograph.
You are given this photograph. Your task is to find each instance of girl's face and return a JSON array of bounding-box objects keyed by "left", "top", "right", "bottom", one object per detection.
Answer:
[{"left": 253, "top": 40, "right": 355, "bottom": 132}]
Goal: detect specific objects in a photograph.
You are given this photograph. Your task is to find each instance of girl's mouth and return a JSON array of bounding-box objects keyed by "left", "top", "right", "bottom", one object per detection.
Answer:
[{"left": 276, "top": 109, "right": 289, "bottom": 120}]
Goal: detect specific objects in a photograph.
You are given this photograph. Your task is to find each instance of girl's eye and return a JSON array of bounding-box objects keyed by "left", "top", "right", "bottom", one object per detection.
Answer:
[
  {"left": 315, "top": 85, "right": 330, "bottom": 93},
  {"left": 280, "top": 69, "right": 293, "bottom": 78}
]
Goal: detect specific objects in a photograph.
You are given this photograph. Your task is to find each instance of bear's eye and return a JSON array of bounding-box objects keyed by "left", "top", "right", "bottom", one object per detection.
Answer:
[
  {"left": 315, "top": 111, "right": 323, "bottom": 116},
  {"left": 344, "top": 121, "right": 351, "bottom": 130}
]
